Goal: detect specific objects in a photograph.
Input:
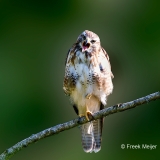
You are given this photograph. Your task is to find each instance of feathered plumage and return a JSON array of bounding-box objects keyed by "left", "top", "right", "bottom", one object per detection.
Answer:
[{"left": 63, "top": 30, "right": 113, "bottom": 153}]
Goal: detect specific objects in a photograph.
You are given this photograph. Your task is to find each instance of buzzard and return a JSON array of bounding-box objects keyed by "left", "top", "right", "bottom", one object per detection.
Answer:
[{"left": 63, "top": 30, "right": 114, "bottom": 153}]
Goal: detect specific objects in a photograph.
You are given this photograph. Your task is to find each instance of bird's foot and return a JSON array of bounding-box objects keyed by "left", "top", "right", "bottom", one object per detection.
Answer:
[
  {"left": 85, "top": 111, "right": 94, "bottom": 121},
  {"left": 85, "top": 93, "right": 92, "bottom": 99}
]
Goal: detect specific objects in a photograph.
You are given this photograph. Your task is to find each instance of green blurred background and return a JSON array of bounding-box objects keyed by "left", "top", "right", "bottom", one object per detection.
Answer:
[{"left": 0, "top": 0, "right": 160, "bottom": 159}]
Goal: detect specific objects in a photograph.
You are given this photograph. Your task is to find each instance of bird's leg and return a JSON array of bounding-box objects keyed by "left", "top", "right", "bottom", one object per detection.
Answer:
[
  {"left": 85, "top": 95, "right": 94, "bottom": 121},
  {"left": 78, "top": 108, "right": 92, "bottom": 121},
  {"left": 86, "top": 111, "right": 94, "bottom": 121},
  {"left": 84, "top": 109, "right": 90, "bottom": 121}
]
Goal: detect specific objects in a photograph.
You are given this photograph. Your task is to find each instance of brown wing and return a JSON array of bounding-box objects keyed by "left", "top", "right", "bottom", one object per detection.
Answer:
[
  {"left": 101, "top": 47, "right": 114, "bottom": 78},
  {"left": 63, "top": 46, "right": 77, "bottom": 96}
]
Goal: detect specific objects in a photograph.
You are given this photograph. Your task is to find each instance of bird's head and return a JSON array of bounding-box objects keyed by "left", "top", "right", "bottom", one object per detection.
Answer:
[{"left": 77, "top": 30, "right": 101, "bottom": 53}]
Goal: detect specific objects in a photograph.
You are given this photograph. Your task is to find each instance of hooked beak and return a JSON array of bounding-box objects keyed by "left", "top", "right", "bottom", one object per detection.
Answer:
[{"left": 82, "top": 38, "right": 90, "bottom": 52}]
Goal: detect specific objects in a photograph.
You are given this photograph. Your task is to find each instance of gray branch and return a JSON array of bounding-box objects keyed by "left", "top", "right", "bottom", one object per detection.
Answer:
[{"left": 0, "top": 91, "right": 160, "bottom": 160}]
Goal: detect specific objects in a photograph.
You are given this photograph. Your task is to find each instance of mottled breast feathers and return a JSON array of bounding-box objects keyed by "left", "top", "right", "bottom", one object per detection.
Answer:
[{"left": 63, "top": 41, "right": 113, "bottom": 97}]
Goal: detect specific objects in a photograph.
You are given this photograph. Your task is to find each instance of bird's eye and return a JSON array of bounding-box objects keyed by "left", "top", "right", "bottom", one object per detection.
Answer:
[
  {"left": 82, "top": 35, "right": 86, "bottom": 40},
  {"left": 91, "top": 40, "right": 96, "bottom": 44}
]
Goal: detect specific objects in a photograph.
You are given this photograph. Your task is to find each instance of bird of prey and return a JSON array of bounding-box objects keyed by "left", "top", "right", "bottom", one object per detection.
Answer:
[{"left": 63, "top": 30, "right": 114, "bottom": 153}]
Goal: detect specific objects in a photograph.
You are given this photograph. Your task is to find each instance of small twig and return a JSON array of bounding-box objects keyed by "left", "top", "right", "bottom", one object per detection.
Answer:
[{"left": 0, "top": 91, "right": 160, "bottom": 160}]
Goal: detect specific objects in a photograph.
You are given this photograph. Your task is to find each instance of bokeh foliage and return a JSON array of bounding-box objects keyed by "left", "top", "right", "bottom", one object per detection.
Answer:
[{"left": 0, "top": 0, "right": 159, "bottom": 159}]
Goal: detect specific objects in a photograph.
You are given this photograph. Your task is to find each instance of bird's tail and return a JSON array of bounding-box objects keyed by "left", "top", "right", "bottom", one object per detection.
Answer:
[{"left": 80, "top": 118, "right": 103, "bottom": 153}]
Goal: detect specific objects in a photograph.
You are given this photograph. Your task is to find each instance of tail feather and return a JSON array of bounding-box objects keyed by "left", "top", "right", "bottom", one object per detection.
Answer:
[
  {"left": 92, "top": 119, "right": 102, "bottom": 152},
  {"left": 81, "top": 118, "right": 103, "bottom": 153},
  {"left": 80, "top": 122, "right": 94, "bottom": 153}
]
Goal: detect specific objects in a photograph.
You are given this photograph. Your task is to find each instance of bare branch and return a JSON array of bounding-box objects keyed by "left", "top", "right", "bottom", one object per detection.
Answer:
[{"left": 0, "top": 91, "right": 160, "bottom": 160}]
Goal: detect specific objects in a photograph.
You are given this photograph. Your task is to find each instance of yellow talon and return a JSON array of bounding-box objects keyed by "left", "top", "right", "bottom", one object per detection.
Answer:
[{"left": 85, "top": 111, "right": 93, "bottom": 121}]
